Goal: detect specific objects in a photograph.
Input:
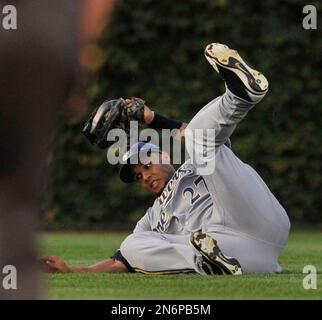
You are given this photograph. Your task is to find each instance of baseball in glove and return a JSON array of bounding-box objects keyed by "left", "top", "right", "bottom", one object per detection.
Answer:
[{"left": 82, "top": 97, "right": 145, "bottom": 149}]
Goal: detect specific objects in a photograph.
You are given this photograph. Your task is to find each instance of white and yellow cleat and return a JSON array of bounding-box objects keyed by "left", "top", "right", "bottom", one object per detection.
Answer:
[
  {"left": 190, "top": 231, "right": 243, "bottom": 276},
  {"left": 204, "top": 43, "right": 268, "bottom": 103}
]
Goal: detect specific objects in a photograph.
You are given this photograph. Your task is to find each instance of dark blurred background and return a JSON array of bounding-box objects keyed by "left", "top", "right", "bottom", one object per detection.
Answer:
[{"left": 42, "top": 0, "right": 322, "bottom": 230}]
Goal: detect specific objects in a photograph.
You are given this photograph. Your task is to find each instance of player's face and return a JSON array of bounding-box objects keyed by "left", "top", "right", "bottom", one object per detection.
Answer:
[{"left": 131, "top": 153, "right": 175, "bottom": 196}]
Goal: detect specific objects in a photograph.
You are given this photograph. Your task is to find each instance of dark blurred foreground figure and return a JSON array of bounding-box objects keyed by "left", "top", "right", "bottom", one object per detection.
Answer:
[{"left": 0, "top": 0, "right": 115, "bottom": 299}]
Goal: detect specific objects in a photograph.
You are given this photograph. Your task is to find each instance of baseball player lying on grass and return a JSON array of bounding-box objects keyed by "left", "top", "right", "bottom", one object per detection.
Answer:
[{"left": 42, "top": 43, "right": 290, "bottom": 275}]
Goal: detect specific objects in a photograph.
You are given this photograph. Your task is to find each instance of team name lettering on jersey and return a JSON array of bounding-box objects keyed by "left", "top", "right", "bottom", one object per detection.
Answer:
[
  {"left": 153, "top": 211, "right": 171, "bottom": 233},
  {"left": 158, "top": 167, "right": 193, "bottom": 209}
]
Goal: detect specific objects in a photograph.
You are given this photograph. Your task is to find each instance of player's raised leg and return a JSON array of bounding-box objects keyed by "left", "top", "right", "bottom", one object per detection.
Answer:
[
  {"left": 204, "top": 43, "right": 268, "bottom": 103},
  {"left": 186, "top": 43, "right": 290, "bottom": 254},
  {"left": 186, "top": 43, "right": 269, "bottom": 154}
]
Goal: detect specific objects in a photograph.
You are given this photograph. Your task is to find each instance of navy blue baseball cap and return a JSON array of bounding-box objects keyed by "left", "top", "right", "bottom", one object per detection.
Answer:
[{"left": 119, "top": 141, "right": 161, "bottom": 183}]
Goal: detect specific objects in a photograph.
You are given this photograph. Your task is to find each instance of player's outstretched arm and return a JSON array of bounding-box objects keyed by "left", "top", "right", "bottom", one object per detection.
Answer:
[{"left": 40, "top": 256, "right": 129, "bottom": 273}]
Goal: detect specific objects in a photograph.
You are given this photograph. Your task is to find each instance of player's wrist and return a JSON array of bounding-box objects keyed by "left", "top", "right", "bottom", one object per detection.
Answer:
[
  {"left": 70, "top": 266, "right": 88, "bottom": 273},
  {"left": 143, "top": 106, "right": 154, "bottom": 125},
  {"left": 148, "top": 112, "right": 183, "bottom": 130}
]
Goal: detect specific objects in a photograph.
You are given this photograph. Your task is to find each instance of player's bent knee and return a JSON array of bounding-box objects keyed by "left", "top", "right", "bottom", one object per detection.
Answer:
[
  {"left": 119, "top": 234, "right": 136, "bottom": 258},
  {"left": 120, "top": 232, "right": 151, "bottom": 259},
  {"left": 120, "top": 231, "right": 165, "bottom": 266}
]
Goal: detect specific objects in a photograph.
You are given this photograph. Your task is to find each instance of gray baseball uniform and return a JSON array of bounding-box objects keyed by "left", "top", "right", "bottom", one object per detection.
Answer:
[{"left": 120, "top": 89, "right": 290, "bottom": 274}]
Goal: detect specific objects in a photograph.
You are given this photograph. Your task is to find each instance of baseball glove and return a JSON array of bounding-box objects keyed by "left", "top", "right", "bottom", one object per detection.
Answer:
[{"left": 82, "top": 97, "right": 145, "bottom": 149}]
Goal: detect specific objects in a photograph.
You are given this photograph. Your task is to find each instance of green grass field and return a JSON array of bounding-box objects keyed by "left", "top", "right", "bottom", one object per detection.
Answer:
[{"left": 40, "top": 232, "right": 322, "bottom": 300}]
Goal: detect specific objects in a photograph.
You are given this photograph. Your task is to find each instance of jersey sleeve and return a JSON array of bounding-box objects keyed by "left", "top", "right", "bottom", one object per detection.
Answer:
[{"left": 133, "top": 207, "right": 153, "bottom": 233}]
